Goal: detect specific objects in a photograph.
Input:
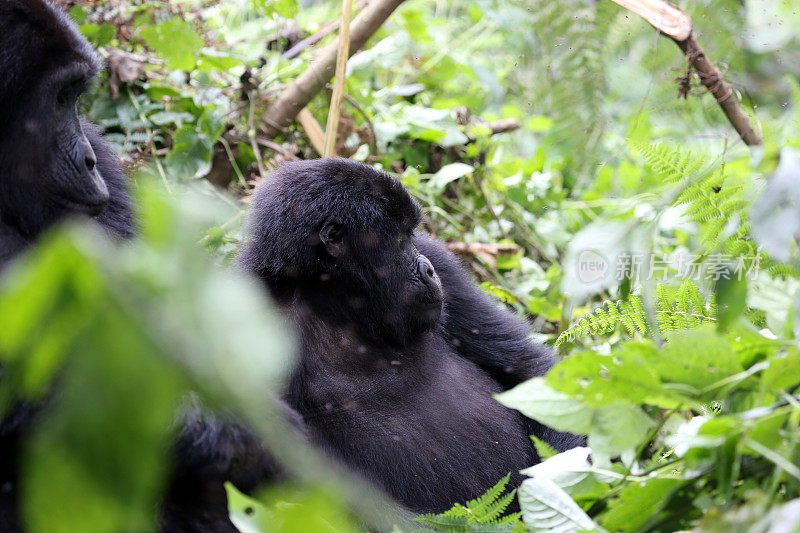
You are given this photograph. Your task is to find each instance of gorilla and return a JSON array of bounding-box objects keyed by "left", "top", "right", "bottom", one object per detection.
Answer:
[
  {"left": 0, "top": 0, "right": 134, "bottom": 529},
  {"left": 0, "top": 0, "right": 134, "bottom": 255},
  {"left": 237, "top": 158, "right": 583, "bottom": 514},
  {"left": 0, "top": 3, "right": 279, "bottom": 531},
  {"left": 0, "top": 1, "right": 581, "bottom": 528}
]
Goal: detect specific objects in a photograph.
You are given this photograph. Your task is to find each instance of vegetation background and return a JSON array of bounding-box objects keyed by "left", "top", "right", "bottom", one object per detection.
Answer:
[{"left": 2, "top": 0, "right": 800, "bottom": 531}]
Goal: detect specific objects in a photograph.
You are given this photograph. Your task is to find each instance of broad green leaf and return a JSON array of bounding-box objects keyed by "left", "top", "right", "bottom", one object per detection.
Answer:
[
  {"left": 521, "top": 447, "right": 608, "bottom": 500},
  {"left": 762, "top": 349, "right": 800, "bottom": 391},
  {"left": 655, "top": 328, "right": 742, "bottom": 391},
  {"left": 227, "top": 483, "right": 273, "bottom": 533},
  {"left": 496, "top": 378, "right": 652, "bottom": 455},
  {"left": 495, "top": 378, "right": 592, "bottom": 435},
  {"left": 518, "top": 477, "right": 604, "bottom": 532},
  {"left": 546, "top": 344, "right": 669, "bottom": 407},
  {"left": 140, "top": 19, "right": 204, "bottom": 71},
  {"left": 254, "top": 0, "right": 298, "bottom": 18},
  {"left": 601, "top": 479, "right": 682, "bottom": 533},
  {"left": 165, "top": 125, "right": 214, "bottom": 180}
]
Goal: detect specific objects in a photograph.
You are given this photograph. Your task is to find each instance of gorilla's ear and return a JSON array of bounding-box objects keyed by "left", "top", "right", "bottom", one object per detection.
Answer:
[{"left": 320, "top": 219, "right": 346, "bottom": 258}]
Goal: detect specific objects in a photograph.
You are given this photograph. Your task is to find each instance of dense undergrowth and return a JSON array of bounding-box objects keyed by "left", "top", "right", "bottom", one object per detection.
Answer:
[{"left": 3, "top": 0, "right": 800, "bottom": 531}]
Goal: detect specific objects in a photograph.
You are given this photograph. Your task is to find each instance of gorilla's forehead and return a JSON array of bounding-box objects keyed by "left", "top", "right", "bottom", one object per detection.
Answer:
[
  {"left": 266, "top": 158, "right": 422, "bottom": 232},
  {"left": 0, "top": 0, "right": 101, "bottom": 89}
]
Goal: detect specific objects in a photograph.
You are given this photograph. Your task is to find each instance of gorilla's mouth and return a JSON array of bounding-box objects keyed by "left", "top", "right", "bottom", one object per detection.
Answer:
[
  {"left": 416, "top": 296, "right": 443, "bottom": 309},
  {"left": 56, "top": 194, "right": 109, "bottom": 217}
]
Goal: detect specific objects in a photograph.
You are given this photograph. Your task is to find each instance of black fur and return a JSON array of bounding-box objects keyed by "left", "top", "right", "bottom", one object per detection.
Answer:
[
  {"left": 0, "top": 1, "right": 133, "bottom": 530},
  {"left": 0, "top": 0, "right": 134, "bottom": 256},
  {"left": 237, "top": 158, "right": 583, "bottom": 513}
]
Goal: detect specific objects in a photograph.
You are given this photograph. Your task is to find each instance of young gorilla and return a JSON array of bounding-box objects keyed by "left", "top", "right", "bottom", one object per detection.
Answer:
[{"left": 238, "top": 159, "right": 583, "bottom": 513}]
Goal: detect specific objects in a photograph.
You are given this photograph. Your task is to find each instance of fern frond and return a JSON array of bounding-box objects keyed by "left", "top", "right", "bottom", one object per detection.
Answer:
[
  {"left": 557, "top": 279, "right": 716, "bottom": 345},
  {"left": 630, "top": 142, "right": 706, "bottom": 183},
  {"left": 415, "top": 474, "right": 522, "bottom": 531},
  {"left": 632, "top": 142, "right": 749, "bottom": 250},
  {"left": 556, "top": 295, "right": 648, "bottom": 345},
  {"left": 465, "top": 474, "right": 512, "bottom": 516}
]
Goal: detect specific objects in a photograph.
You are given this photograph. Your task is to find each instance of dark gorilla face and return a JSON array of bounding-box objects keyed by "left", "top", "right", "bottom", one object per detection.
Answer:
[
  {"left": 238, "top": 158, "right": 446, "bottom": 347},
  {"left": 27, "top": 70, "right": 110, "bottom": 215},
  {"left": 0, "top": 0, "right": 110, "bottom": 237},
  {"left": 317, "top": 219, "right": 443, "bottom": 345}
]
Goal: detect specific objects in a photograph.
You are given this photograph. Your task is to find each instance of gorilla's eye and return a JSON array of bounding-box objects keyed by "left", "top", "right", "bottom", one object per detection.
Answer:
[
  {"left": 56, "top": 89, "right": 69, "bottom": 106},
  {"left": 56, "top": 78, "right": 84, "bottom": 107}
]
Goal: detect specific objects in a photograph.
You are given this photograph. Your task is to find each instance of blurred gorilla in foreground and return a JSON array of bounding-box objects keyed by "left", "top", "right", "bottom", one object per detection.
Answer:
[
  {"left": 236, "top": 159, "right": 583, "bottom": 513},
  {"left": 0, "top": 0, "right": 134, "bottom": 530}
]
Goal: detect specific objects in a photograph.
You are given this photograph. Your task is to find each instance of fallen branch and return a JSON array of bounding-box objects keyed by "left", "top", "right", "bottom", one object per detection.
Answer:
[
  {"left": 297, "top": 108, "right": 326, "bottom": 156},
  {"left": 485, "top": 119, "right": 521, "bottom": 136},
  {"left": 445, "top": 242, "right": 521, "bottom": 270},
  {"left": 262, "top": 0, "right": 406, "bottom": 138},
  {"left": 610, "top": 0, "right": 761, "bottom": 146}
]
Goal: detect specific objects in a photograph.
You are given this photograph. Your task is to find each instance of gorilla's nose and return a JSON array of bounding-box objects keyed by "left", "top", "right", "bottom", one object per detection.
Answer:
[{"left": 417, "top": 255, "right": 440, "bottom": 291}]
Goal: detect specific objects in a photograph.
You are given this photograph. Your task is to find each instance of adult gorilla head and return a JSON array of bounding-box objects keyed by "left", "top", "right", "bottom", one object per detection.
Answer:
[
  {"left": 239, "top": 158, "right": 443, "bottom": 346},
  {"left": 0, "top": 0, "right": 113, "bottom": 238}
]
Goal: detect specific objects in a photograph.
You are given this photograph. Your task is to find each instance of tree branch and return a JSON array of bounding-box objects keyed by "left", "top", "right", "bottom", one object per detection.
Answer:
[
  {"left": 281, "top": 0, "right": 369, "bottom": 60},
  {"left": 610, "top": 0, "right": 762, "bottom": 146},
  {"left": 262, "top": 0, "right": 406, "bottom": 138}
]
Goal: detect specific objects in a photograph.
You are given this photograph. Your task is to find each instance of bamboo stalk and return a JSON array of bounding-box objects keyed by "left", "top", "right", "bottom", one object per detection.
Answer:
[{"left": 323, "top": 0, "right": 353, "bottom": 157}]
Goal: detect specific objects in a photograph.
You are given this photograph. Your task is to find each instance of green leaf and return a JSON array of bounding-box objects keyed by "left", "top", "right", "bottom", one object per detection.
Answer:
[
  {"left": 495, "top": 378, "right": 593, "bottom": 436},
  {"left": 165, "top": 125, "right": 213, "bottom": 180},
  {"left": 521, "top": 447, "right": 608, "bottom": 500},
  {"left": 496, "top": 378, "right": 652, "bottom": 455},
  {"left": 227, "top": 483, "right": 273, "bottom": 533},
  {"left": 762, "top": 349, "right": 800, "bottom": 391},
  {"left": 518, "top": 477, "right": 604, "bottom": 532},
  {"left": 715, "top": 275, "right": 747, "bottom": 332},
  {"left": 601, "top": 479, "right": 682, "bottom": 533},
  {"left": 530, "top": 436, "right": 558, "bottom": 461},
  {"left": 546, "top": 344, "right": 670, "bottom": 407},
  {"left": 655, "top": 328, "right": 742, "bottom": 391},
  {"left": 254, "top": 0, "right": 298, "bottom": 18},
  {"left": 79, "top": 23, "right": 116, "bottom": 47},
  {"left": 140, "top": 18, "right": 204, "bottom": 71}
]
